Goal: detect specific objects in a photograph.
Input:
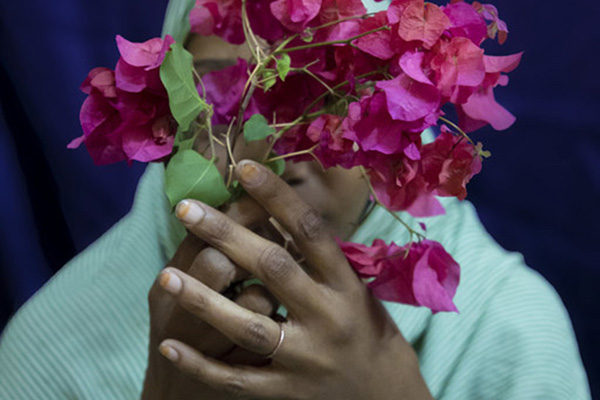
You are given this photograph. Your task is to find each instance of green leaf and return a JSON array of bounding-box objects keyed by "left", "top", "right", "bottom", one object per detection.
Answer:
[
  {"left": 266, "top": 155, "right": 286, "bottom": 176},
  {"left": 262, "top": 70, "right": 277, "bottom": 92},
  {"left": 276, "top": 54, "right": 291, "bottom": 81},
  {"left": 243, "top": 114, "right": 275, "bottom": 142},
  {"left": 164, "top": 149, "right": 231, "bottom": 208},
  {"left": 160, "top": 42, "right": 207, "bottom": 132},
  {"left": 173, "top": 127, "right": 198, "bottom": 151}
]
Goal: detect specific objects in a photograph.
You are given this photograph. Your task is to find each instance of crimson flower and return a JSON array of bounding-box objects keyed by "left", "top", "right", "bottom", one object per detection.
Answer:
[
  {"left": 68, "top": 35, "right": 176, "bottom": 165},
  {"left": 339, "top": 239, "right": 460, "bottom": 313}
]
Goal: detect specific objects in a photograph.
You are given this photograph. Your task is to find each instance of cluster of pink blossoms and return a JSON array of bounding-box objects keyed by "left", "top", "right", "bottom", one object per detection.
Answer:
[
  {"left": 69, "top": 35, "right": 177, "bottom": 164},
  {"left": 194, "top": 0, "right": 522, "bottom": 217},
  {"left": 72, "top": 0, "right": 522, "bottom": 313},
  {"left": 189, "top": 0, "right": 522, "bottom": 312}
]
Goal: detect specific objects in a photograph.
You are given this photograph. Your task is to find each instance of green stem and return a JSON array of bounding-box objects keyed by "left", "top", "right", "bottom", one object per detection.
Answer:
[
  {"left": 438, "top": 116, "right": 474, "bottom": 145},
  {"left": 275, "top": 26, "right": 390, "bottom": 54},
  {"left": 265, "top": 144, "right": 318, "bottom": 163}
]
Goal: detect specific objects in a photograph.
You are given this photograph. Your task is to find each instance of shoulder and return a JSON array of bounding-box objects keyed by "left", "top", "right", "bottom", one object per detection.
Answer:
[
  {"left": 0, "top": 165, "right": 185, "bottom": 399},
  {"left": 417, "top": 200, "right": 590, "bottom": 399}
]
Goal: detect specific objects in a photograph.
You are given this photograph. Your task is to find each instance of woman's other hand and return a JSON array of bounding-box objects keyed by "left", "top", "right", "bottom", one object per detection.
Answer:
[{"left": 158, "top": 160, "right": 433, "bottom": 400}]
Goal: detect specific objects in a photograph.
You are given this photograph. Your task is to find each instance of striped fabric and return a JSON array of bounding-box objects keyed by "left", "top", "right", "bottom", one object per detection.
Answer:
[
  {"left": 0, "top": 0, "right": 591, "bottom": 397},
  {"left": 0, "top": 164, "right": 591, "bottom": 399}
]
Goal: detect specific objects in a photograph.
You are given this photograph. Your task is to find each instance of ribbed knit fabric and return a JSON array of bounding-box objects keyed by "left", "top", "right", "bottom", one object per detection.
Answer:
[{"left": 0, "top": 1, "right": 591, "bottom": 397}]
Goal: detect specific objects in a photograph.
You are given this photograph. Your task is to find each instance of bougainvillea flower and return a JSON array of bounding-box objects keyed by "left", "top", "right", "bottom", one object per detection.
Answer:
[
  {"left": 203, "top": 58, "right": 260, "bottom": 124},
  {"left": 421, "top": 130, "right": 482, "bottom": 199},
  {"left": 361, "top": 151, "right": 445, "bottom": 217},
  {"left": 376, "top": 74, "right": 441, "bottom": 123},
  {"left": 306, "top": 114, "right": 355, "bottom": 168},
  {"left": 345, "top": 92, "right": 426, "bottom": 155},
  {"left": 190, "top": 0, "right": 284, "bottom": 44},
  {"left": 339, "top": 239, "right": 460, "bottom": 313},
  {"left": 355, "top": 11, "right": 395, "bottom": 60},
  {"left": 115, "top": 35, "right": 174, "bottom": 93},
  {"left": 458, "top": 85, "right": 515, "bottom": 131},
  {"left": 398, "top": 50, "right": 433, "bottom": 85},
  {"left": 473, "top": 2, "right": 508, "bottom": 44},
  {"left": 270, "top": 0, "right": 323, "bottom": 31},
  {"left": 442, "top": 1, "right": 488, "bottom": 45},
  {"left": 389, "top": 0, "right": 451, "bottom": 49},
  {"left": 69, "top": 35, "right": 176, "bottom": 165},
  {"left": 430, "top": 37, "right": 485, "bottom": 104}
]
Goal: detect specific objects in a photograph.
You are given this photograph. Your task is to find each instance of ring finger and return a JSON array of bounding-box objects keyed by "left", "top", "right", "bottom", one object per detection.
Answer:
[{"left": 159, "top": 267, "right": 287, "bottom": 359}]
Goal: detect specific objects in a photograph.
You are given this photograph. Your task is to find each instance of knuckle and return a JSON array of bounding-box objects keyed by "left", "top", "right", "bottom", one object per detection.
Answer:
[
  {"left": 296, "top": 208, "right": 326, "bottom": 242},
  {"left": 207, "top": 217, "right": 234, "bottom": 246},
  {"left": 258, "top": 245, "right": 295, "bottom": 282},
  {"left": 194, "top": 248, "right": 234, "bottom": 290},
  {"left": 237, "top": 318, "right": 272, "bottom": 352},
  {"left": 184, "top": 288, "right": 211, "bottom": 317},
  {"left": 222, "top": 373, "right": 249, "bottom": 399}
]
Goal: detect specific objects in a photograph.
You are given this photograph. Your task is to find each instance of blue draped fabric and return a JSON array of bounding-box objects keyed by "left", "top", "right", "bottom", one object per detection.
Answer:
[
  {"left": 0, "top": 0, "right": 167, "bottom": 324},
  {"left": 0, "top": 0, "right": 598, "bottom": 396}
]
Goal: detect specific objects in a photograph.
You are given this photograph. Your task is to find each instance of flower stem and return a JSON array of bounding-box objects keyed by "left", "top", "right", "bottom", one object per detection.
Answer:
[
  {"left": 359, "top": 167, "right": 425, "bottom": 242},
  {"left": 438, "top": 116, "right": 474, "bottom": 145},
  {"left": 275, "top": 26, "right": 390, "bottom": 54},
  {"left": 265, "top": 144, "right": 318, "bottom": 163}
]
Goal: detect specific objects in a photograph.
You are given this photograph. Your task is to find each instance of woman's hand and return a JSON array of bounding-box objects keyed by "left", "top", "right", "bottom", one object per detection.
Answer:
[
  {"left": 142, "top": 196, "right": 279, "bottom": 400},
  {"left": 157, "top": 160, "right": 433, "bottom": 400}
]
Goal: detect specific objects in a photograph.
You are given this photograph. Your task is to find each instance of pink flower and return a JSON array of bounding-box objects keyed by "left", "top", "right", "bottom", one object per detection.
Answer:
[
  {"left": 190, "top": 0, "right": 284, "bottom": 44},
  {"left": 344, "top": 92, "right": 430, "bottom": 155},
  {"left": 115, "top": 35, "right": 174, "bottom": 93},
  {"left": 429, "top": 36, "right": 486, "bottom": 104},
  {"left": 421, "top": 129, "right": 482, "bottom": 200},
  {"left": 376, "top": 73, "right": 441, "bottom": 123},
  {"left": 203, "top": 58, "right": 262, "bottom": 125},
  {"left": 364, "top": 152, "right": 445, "bottom": 217},
  {"left": 442, "top": 1, "right": 488, "bottom": 45},
  {"left": 306, "top": 114, "right": 355, "bottom": 168},
  {"left": 388, "top": 0, "right": 451, "bottom": 49},
  {"left": 355, "top": 11, "right": 395, "bottom": 60},
  {"left": 473, "top": 2, "right": 509, "bottom": 44},
  {"left": 69, "top": 36, "right": 176, "bottom": 165},
  {"left": 455, "top": 52, "right": 522, "bottom": 131},
  {"left": 270, "top": 0, "right": 322, "bottom": 32},
  {"left": 339, "top": 239, "right": 460, "bottom": 313}
]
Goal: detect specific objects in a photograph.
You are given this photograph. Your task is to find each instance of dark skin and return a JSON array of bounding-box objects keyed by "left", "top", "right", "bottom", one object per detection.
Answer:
[{"left": 141, "top": 35, "right": 432, "bottom": 399}]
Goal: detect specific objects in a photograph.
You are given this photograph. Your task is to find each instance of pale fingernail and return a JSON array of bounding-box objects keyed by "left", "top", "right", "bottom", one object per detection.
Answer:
[
  {"left": 239, "top": 161, "right": 265, "bottom": 186},
  {"left": 159, "top": 343, "right": 179, "bottom": 362},
  {"left": 159, "top": 270, "right": 182, "bottom": 294},
  {"left": 176, "top": 200, "right": 205, "bottom": 224}
]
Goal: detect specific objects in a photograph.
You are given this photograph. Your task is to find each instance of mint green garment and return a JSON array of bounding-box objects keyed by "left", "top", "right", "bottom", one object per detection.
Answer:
[
  {"left": 0, "top": 164, "right": 591, "bottom": 399},
  {"left": 0, "top": 1, "right": 591, "bottom": 397}
]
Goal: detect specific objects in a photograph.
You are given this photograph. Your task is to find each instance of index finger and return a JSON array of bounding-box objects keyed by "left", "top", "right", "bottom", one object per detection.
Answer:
[{"left": 234, "top": 160, "right": 356, "bottom": 286}]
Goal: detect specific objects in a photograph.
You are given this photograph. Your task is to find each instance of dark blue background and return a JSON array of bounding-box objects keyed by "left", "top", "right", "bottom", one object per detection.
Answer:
[{"left": 1, "top": 0, "right": 598, "bottom": 396}]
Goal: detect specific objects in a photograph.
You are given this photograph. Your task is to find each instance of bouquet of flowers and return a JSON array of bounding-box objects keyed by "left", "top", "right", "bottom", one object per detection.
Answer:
[{"left": 68, "top": 0, "right": 522, "bottom": 313}]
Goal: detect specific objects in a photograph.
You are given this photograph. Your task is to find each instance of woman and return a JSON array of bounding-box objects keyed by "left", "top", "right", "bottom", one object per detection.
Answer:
[{"left": 0, "top": 0, "right": 590, "bottom": 398}]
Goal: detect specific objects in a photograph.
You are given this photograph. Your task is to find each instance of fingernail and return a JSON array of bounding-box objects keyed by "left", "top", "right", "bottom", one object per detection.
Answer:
[
  {"left": 159, "top": 343, "right": 180, "bottom": 362},
  {"left": 159, "top": 270, "right": 182, "bottom": 294},
  {"left": 176, "top": 200, "right": 205, "bottom": 224},
  {"left": 239, "top": 161, "right": 265, "bottom": 186}
]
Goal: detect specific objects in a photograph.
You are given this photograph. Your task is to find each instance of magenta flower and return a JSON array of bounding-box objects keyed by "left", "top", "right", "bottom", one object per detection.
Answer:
[
  {"left": 306, "top": 114, "right": 356, "bottom": 168},
  {"left": 442, "top": 1, "right": 488, "bottom": 45},
  {"left": 388, "top": 0, "right": 451, "bottom": 49},
  {"left": 68, "top": 35, "right": 176, "bottom": 165},
  {"left": 271, "top": 0, "right": 323, "bottom": 32},
  {"left": 190, "top": 0, "right": 284, "bottom": 44},
  {"left": 339, "top": 239, "right": 460, "bottom": 313},
  {"left": 430, "top": 36, "right": 486, "bottom": 104},
  {"left": 421, "top": 129, "right": 482, "bottom": 200}
]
